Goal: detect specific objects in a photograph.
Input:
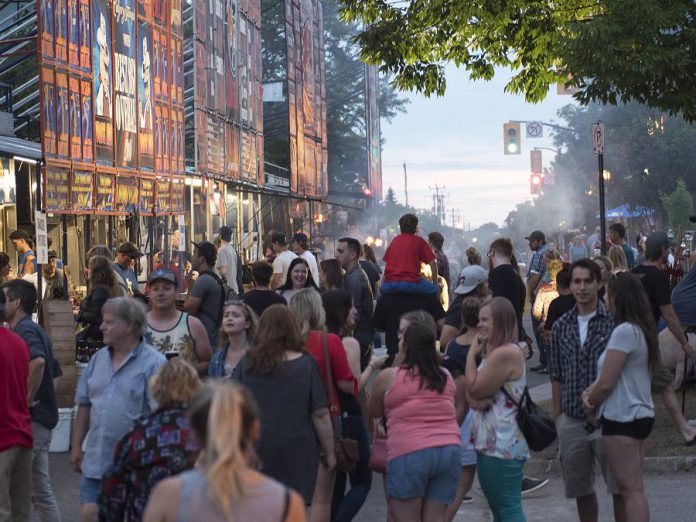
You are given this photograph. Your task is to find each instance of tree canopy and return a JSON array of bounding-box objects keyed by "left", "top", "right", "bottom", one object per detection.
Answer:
[{"left": 337, "top": 0, "right": 696, "bottom": 120}]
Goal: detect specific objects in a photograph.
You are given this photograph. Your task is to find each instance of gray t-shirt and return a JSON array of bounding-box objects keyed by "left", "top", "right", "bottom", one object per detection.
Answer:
[
  {"left": 597, "top": 322, "right": 654, "bottom": 422},
  {"left": 215, "top": 242, "right": 239, "bottom": 293},
  {"left": 190, "top": 271, "right": 223, "bottom": 345}
]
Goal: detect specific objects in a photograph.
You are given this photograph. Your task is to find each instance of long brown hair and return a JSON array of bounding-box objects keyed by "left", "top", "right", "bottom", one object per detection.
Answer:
[
  {"left": 246, "top": 304, "right": 305, "bottom": 376},
  {"left": 88, "top": 255, "right": 120, "bottom": 297},
  {"left": 188, "top": 381, "right": 259, "bottom": 517},
  {"left": 401, "top": 322, "right": 447, "bottom": 393},
  {"left": 608, "top": 273, "right": 660, "bottom": 370},
  {"left": 217, "top": 301, "right": 258, "bottom": 348},
  {"left": 480, "top": 297, "right": 518, "bottom": 354},
  {"left": 320, "top": 259, "right": 343, "bottom": 290}
]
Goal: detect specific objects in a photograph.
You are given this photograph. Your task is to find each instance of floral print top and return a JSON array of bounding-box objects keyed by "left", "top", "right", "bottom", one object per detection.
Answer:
[
  {"left": 144, "top": 312, "right": 197, "bottom": 365},
  {"left": 471, "top": 361, "right": 529, "bottom": 461},
  {"left": 98, "top": 403, "right": 200, "bottom": 522}
]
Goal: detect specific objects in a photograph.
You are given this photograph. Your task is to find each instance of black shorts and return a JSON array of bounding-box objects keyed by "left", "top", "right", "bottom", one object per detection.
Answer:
[{"left": 601, "top": 417, "right": 654, "bottom": 440}]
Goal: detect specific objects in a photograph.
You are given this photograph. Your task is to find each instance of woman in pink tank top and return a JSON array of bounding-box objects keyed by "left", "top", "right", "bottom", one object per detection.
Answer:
[{"left": 369, "top": 317, "right": 462, "bottom": 521}]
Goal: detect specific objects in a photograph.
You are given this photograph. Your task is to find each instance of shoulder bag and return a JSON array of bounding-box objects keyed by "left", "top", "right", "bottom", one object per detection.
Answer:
[
  {"left": 322, "top": 332, "right": 359, "bottom": 472},
  {"left": 501, "top": 385, "right": 557, "bottom": 452}
]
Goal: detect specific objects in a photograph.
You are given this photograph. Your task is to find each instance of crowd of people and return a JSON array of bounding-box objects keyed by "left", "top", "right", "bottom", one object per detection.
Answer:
[{"left": 1, "top": 212, "right": 695, "bottom": 522}]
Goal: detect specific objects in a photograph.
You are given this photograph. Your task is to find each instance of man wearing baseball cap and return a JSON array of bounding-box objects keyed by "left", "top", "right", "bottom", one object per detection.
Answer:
[
  {"left": 184, "top": 241, "right": 224, "bottom": 346},
  {"left": 291, "top": 232, "right": 319, "bottom": 285},
  {"left": 525, "top": 230, "right": 549, "bottom": 372},
  {"left": 215, "top": 226, "right": 239, "bottom": 296},
  {"left": 113, "top": 242, "right": 142, "bottom": 296},
  {"left": 269, "top": 233, "right": 297, "bottom": 290},
  {"left": 144, "top": 268, "right": 212, "bottom": 375},
  {"left": 439, "top": 265, "right": 489, "bottom": 349},
  {"left": 632, "top": 231, "right": 696, "bottom": 444}
]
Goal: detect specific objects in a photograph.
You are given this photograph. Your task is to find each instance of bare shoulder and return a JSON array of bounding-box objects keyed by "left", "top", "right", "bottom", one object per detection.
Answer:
[
  {"left": 490, "top": 343, "right": 525, "bottom": 363},
  {"left": 142, "top": 476, "right": 183, "bottom": 522},
  {"left": 341, "top": 336, "right": 360, "bottom": 352}
]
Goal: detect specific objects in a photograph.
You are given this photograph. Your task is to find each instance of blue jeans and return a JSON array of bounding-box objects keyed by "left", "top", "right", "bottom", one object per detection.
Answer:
[
  {"left": 331, "top": 415, "right": 372, "bottom": 521},
  {"left": 380, "top": 279, "right": 439, "bottom": 295},
  {"left": 531, "top": 316, "right": 547, "bottom": 367},
  {"left": 477, "top": 453, "right": 526, "bottom": 522}
]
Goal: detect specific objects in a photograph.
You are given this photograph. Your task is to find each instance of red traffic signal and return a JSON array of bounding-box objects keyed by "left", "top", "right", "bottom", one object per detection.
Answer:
[{"left": 530, "top": 173, "right": 543, "bottom": 195}]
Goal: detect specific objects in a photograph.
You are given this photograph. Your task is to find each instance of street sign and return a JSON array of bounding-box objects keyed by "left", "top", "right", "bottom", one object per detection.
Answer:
[
  {"left": 592, "top": 122, "right": 605, "bottom": 154},
  {"left": 177, "top": 215, "right": 186, "bottom": 252},
  {"left": 35, "top": 211, "right": 48, "bottom": 264},
  {"left": 530, "top": 150, "right": 542, "bottom": 173},
  {"left": 526, "top": 121, "right": 543, "bottom": 138}
]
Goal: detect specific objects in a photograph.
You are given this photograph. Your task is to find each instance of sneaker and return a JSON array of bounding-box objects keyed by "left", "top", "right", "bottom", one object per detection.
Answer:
[
  {"left": 461, "top": 496, "right": 473, "bottom": 504},
  {"left": 521, "top": 477, "right": 549, "bottom": 496}
]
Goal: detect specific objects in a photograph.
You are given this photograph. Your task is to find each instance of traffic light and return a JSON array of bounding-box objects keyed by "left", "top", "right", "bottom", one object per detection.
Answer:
[
  {"left": 504, "top": 122, "right": 521, "bottom": 155},
  {"left": 530, "top": 173, "right": 543, "bottom": 195}
]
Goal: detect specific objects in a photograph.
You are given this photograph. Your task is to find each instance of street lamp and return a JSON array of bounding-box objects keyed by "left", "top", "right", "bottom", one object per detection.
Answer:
[{"left": 603, "top": 169, "right": 612, "bottom": 181}]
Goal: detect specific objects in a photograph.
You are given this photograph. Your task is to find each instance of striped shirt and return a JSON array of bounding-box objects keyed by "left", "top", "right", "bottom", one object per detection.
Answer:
[
  {"left": 76, "top": 341, "right": 166, "bottom": 479},
  {"left": 548, "top": 302, "right": 613, "bottom": 419}
]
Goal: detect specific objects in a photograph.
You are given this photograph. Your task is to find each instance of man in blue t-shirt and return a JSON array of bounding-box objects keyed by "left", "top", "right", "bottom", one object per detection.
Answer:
[{"left": 113, "top": 242, "right": 141, "bottom": 295}]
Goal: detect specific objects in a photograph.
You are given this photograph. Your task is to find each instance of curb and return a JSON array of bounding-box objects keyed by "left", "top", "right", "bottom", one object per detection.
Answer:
[{"left": 527, "top": 456, "right": 696, "bottom": 475}]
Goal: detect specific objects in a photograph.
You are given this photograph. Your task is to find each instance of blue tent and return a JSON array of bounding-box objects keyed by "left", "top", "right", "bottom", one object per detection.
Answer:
[{"left": 598, "top": 204, "right": 654, "bottom": 219}]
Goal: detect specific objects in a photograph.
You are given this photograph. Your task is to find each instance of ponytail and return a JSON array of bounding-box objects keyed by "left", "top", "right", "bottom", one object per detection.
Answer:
[{"left": 189, "top": 382, "right": 259, "bottom": 519}]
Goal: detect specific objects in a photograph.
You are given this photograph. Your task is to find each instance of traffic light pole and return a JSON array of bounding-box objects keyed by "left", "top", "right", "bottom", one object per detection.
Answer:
[{"left": 598, "top": 152, "right": 607, "bottom": 255}]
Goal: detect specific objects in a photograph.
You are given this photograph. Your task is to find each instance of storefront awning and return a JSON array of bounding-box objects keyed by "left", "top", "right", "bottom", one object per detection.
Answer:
[{"left": 0, "top": 136, "right": 41, "bottom": 161}]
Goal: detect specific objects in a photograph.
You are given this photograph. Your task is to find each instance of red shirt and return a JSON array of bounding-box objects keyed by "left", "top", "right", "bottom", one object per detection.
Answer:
[
  {"left": 383, "top": 234, "right": 436, "bottom": 283},
  {"left": 0, "top": 328, "right": 32, "bottom": 452},
  {"left": 306, "top": 331, "right": 357, "bottom": 414}
]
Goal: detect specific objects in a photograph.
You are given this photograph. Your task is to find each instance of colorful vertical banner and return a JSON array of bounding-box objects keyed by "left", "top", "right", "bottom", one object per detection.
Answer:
[
  {"left": 56, "top": 71, "right": 70, "bottom": 157},
  {"left": 159, "top": 30, "right": 169, "bottom": 103},
  {"left": 69, "top": 75, "right": 82, "bottom": 158},
  {"left": 115, "top": 175, "right": 138, "bottom": 212},
  {"left": 41, "top": 67, "right": 57, "bottom": 156},
  {"left": 78, "top": 0, "right": 91, "bottom": 69},
  {"left": 139, "top": 178, "right": 155, "bottom": 212},
  {"left": 95, "top": 172, "right": 114, "bottom": 211},
  {"left": 68, "top": 0, "right": 79, "bottom": 66},
  {"left": 155, "top": 178, "right": 170, "bottom": 212},
  {"left": 80, "top": 78, "right": 94, "bottom": 160},
  {"left": 40, "top": 0, "right": 55, "bottom": 61},
  {"left": 113, "top": 0, "right": 138, "bottom": 168},
  {"left": 71, "top": 170, "right": 94, "bottom": 210},
  {"left": 44, "top": 164, "right": 70, "bottom": 211},
  {"left": 93, "top": 0, "right": 114, "bottom": 163},
  {"left": 138, "top": 22, "right": 155, "bottom": 170},
  {"left": 55, "top": 0, "right": 68, "bottom": 62}
]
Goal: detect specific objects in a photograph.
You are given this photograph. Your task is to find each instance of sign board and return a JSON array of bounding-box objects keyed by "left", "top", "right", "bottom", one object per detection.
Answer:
[
  {"left": 526, "top": 121, "right": 543, "bottom": 139},
  {"left": 177, "top": 214, "right": 185, "bottom": 251},
  {"left": 35, "top": 211, "right": 49, "bottom": 264},
  {"left": 530, "top": 150, "right": 542, "bottom": 174},
  {"left": 592, "top": 122, "right": 605, "bottom": 154}
]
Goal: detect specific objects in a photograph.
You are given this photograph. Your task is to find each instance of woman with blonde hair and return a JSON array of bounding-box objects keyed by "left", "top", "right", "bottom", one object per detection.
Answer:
[
  {"left": 465, "top": 297, "right": 528, "bottom": 521},
  {"left": 100, "top": 359, "right": 202, "bottom": 521},
  {"left": 608, "top": 244, "right": 629, "bottom": 274},
  {"left": 593, "top": 255, "right": 614, "bottom": 303},
  {"left": 289, "top": 289, "right": 356, "bottom": 522},
  {"left": 208, "top": 300, "right": 258, "bottom": 378},
  {"left": 143, "top": 381, "right": 307, "bottom": 521},
  {"left": 76, "top": 255, "right": 121, "bottom": 343},
  {"left": 231, "top": 305, "right": 336, "bottom": 508}
]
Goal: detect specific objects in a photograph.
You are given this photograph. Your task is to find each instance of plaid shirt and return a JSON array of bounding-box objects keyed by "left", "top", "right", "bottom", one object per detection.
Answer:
[{"left": 548, "top": 301, "right": 613, "bottom": 419}]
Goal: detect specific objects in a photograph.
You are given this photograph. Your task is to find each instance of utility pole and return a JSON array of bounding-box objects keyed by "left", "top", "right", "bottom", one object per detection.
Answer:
[
  {"left": 403, "top": 163, "right": 408, "bottom": 206},
  {"left": 450, "top": 208, "right": 460, "bottom": 229},
  {"left": 429, "top": 184, "right": 447, "bottom": 225}
]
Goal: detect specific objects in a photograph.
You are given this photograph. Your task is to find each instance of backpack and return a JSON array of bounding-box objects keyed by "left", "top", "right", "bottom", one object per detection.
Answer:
[{"left": 199, "top": 270, "right": 237, "bottom": 322}]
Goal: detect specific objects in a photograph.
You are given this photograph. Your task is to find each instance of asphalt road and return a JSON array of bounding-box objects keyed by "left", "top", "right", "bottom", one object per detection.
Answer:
[{"left": 32, "top": 453, "right": 696, "bottom": 521}]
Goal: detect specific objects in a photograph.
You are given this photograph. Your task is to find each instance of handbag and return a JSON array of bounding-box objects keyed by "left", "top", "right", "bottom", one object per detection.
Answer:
[
  {"left": 501, "top": 385, "right": 557, "bottom": 452},
  {"left": 322, "top": 332, "right": 360, "bottom": 472},
  {"left": 368, "top": 418, "right": 388, "bottom": 474}
]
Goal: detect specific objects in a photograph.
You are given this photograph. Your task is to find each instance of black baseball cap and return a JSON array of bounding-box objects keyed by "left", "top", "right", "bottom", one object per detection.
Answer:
[
  {"left": 148, "top": 267, "right": 178, "bottom": 286},
  {"left": 525, "top": 230, "right": 546, "bottom": 242},
  {"left": 117, "top": 241, "right": 143, "bottom": 259},
  {"left": 191, "top": 240, "right": 217, "bottom": 260},
  {"left": 645, "top": 231, "right": 670, "bottom": 255},
  {"left": 47, "top": 250, "right": 59, "bottom": 259}
]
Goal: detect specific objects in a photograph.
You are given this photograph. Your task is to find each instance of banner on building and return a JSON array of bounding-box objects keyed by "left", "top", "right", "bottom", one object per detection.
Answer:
[
  {"left": 71, "top": 170, "right": 94, "bottom": 211},
  {"left": 114, "top": 0, "right": 138, "bottom": 168}
]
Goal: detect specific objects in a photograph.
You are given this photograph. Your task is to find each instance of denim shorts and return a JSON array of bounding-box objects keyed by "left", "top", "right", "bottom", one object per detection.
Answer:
[
  {"left": 79, "top": 476, "right": 102, "bottom": 504},
  {"left": 387, "top": 445, "right": 461, "bottom": 505},
  {"left": 460, "top": 411, "right": 477, "bottom": 467}
]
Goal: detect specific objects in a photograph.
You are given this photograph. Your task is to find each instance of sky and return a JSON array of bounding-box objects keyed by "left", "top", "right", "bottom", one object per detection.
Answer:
[{"left": 380, "top": 65, "right": 574, "bottom": 229}]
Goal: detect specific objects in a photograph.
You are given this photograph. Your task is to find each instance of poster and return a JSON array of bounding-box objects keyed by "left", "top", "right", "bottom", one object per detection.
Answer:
[
  {"left": 71, "top": 170, "right": 94, "bottom": 210},
  {"left": 156, "top": 178, "right": 170, "bottom": 212},
  {"left": 115, "top": 175, "right": 138, "bottom": 212},
  {"left": 152, "top": 27, "right": 160, "bottom": 99},
  {"left": 55, "top": 0, "right": 68, "bottom": 62},
  {"left": 225, "top": 0, "right": 238, "bottom": 121},
  {"left": 69, "top": 75, "right": 82, "bottom": 158},
  {"left": 159, "top": 30, "right": 169, "bottom": 102},
  {"left": 80, "top": 78, "right": 93, "bottom": 160},
  {"left": 0, "top": 157, "right": 16, "bottom": 205},
  {"left": 170, "top": 176, "right": 185, "bottom": 212},
  {"left": 41, "top": 67, "right": 57, "bottom": 157},
  {"left": 79, "top": 0, "right": 91, "bottom": 69},
  {"left": 114, "top": 0, "right": 137, "bottom": 168},
  {"left": 138, "top": 21, "right": 155, "bottom": 170},
  {"left": 161, "top": 104, "right": 170, "bottom": 172},
  {"left": 139, "top": 178, "right": 155, "bottom": 212},
  {"left": 40, "top": 0, "right": 55, "bottom": 60},
  {"left": 56, "top": 71, "right": 70, "bottom": 157},
  {"left": 153, "top": 0, "right": 167, "bottom": 25},
  {"left": 95, "top": 173, "right": 114, "bottom": 211},
  {"left": 68, "top": 0, "right": 79, "bottom": 66},
  {"left": 225, "top": 126, "right": 240, "bottom": 179},
  {"left": 93, "top": 0, "right": 113, "bottom": 163},
  {"left": 138, "top": 0, "right": 152, "bottom": 19},
  {"left": 44, "top": 164, "right": 70, "bottom": 211}
]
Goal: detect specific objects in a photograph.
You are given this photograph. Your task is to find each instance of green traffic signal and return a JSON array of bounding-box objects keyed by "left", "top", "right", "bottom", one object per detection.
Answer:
[{"left": 503, "top": 122, "right": 521, "bottom": 155}]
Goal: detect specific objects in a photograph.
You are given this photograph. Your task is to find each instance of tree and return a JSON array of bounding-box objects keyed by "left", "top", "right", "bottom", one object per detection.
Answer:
[
  {"left": 384, "top": 186, "right": 398, "bottom": 204},
  {"left": 660, "top": 178, "right": 694, "bottom": 237},
  {"left": 338, "top": 0, "right": 696, "bottom": 120}
]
